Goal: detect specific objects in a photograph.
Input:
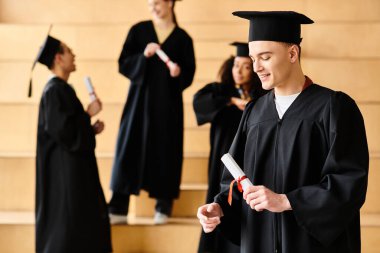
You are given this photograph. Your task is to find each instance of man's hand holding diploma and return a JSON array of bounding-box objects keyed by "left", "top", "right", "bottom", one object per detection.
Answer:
[{"left": 243, "top": 186, "right": 292, "bottom": 212}]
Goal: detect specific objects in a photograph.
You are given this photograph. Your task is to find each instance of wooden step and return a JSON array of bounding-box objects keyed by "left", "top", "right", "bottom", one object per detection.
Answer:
[
  {"left": 0, "top": 212, "right": 380, "bottom": 253},
  {"left": 0, "top": 152, "right": 209, "bottom": 212},
  {"left": 0, "top": 102, "right": 211, "bottom": 154},
  {"left": 0, "top": 153, "right": 379, "bottom": 213},
  {"left": 363, "top": 156, "right": 380, "bottom": 213},
  {"left": 131, "top": 187, "right": 206, "bottom": 218},
  {"left": 0, "top": 101, "right": 380, "bottom": 153},
  {"left": 0, "top": 212, "right": 201, "bottom": 253}
]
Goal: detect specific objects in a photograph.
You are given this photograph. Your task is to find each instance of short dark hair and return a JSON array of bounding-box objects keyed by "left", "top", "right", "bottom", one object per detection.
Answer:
[
  {"left": 48, "top": 43, "right": 64, "bottom": 70},
  {"left": 280, "top": 42, "right": 302, "bottom": 60}
]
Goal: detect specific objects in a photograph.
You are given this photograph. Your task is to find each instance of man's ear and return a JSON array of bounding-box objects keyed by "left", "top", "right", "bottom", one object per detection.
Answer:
[
  {"left": 53, "top": 53, "right": 62, "bottom": 66},
  {"left": 289, "top": 45, "right": 299, "bottom": 63}
]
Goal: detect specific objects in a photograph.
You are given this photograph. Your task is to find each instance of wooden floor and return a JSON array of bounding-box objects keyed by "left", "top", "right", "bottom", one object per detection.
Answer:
[{"left": 0, "top": 212, "right": 380, "bottom": 253}]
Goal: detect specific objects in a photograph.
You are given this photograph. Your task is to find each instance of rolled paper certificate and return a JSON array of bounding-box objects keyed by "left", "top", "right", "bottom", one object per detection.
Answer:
[
  {"left": 155, "top": 48, "right": 176, "bottom": 69},
  {"left": 221, "top": 153, "right": 253, "bottom": 205},
  {"left": 84, "top": 76, "right": 97, "bottom": 102}
]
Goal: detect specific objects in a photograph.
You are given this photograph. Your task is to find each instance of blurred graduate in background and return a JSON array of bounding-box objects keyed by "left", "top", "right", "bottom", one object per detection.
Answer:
[
  {"left": 109, "top": 0, "right": 196, "bottom": 225},
  {"left": 33, "top": 34, "right": 112, "bottom": 253},
  {"left": 193, "top": 42, "right": 267, "bottom": 253}
]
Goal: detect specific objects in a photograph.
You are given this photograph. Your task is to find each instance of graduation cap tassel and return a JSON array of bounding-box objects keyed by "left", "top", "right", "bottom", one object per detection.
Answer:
[
  {"left": 28, "top": 24, "right": 55, "bottom": 98},
  {"left": 28, "top": 78, "right": 32, "bottom": 97}
]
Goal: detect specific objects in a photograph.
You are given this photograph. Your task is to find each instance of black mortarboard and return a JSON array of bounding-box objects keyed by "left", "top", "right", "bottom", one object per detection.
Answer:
[
  {"left": 232, "top": 11, "right": 314, "bottom": 44},
  {"left": 230, "top": 42, "right": 249, "bottom": 57},
  {"left": 29, "top": 27, "right": 61, "bottom": 97}
]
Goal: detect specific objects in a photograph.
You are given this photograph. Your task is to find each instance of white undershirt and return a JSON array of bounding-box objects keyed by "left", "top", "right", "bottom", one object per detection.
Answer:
[
  {"left": 48, "top": 74, "right": 57, "bottom": 82},
  {"left": 274, "top": 92, "right": 301, "bottom": 119}
]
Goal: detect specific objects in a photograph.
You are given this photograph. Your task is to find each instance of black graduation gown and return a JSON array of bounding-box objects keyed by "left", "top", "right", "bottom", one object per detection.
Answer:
[
  {"left": 194, "top": 82, "right": 267, "bottom": 253},
  {"left": 215, "top": 84, "right": 369, "bottom": 253},
  {"left": 36, "top": 77, "right": 112, "bottom": 253},
  {"left": 193, "top": 82, "right": 242, "bottom": 253},
  {"left": 110, "top": 20, "right": 196, "bottom": 199}
]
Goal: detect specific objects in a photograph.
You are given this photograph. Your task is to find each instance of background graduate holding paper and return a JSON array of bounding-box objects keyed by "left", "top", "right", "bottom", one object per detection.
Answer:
[
  {"left": 193, "top": 42, "right": 266, "bottom": 253},
  {"left": 109, "top": 0, "right": 196, "bottom": 225},
  {"left": 34, "top": 35, "right": 111, "bottom": 253}
]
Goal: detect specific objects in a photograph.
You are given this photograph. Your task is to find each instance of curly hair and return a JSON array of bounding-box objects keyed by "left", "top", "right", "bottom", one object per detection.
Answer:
[{"left": 217, "top": 56, "right": 263, "bottom": 94}]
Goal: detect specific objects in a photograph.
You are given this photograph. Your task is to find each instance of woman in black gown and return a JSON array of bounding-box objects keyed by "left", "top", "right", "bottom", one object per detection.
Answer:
[
  {"left": 193, "top": 42, "right": 267, "bottom": 253},
  {"left": 109, "top": 0, "right": 196, "bottom": 224}
]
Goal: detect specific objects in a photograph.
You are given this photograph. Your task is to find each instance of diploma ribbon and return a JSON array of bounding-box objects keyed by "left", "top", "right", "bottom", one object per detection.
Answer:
[
  {"left": 228, "top": 175, "right": 248, "bottom": 206},
  {"left": 165, "top": 59, "right": 172, "bottom": 69}
]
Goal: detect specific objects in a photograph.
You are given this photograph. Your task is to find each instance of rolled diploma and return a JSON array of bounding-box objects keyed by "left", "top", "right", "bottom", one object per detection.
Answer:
[
  {"left": 84, "top": 76, "right": 97, "bottom": 102},
  {"left": 155, "top": 48, "right": 175, "bottom": 69},
  {"left": 221, "top": 153, "right": 253, "bottom": 191}
]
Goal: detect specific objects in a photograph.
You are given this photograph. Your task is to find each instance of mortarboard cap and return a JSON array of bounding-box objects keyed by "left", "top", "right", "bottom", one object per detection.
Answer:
[
  {"left": 232, "top": 11, "right": 314, "bottom": 44},
  {"left": 230, "top": 42, "right": 249, "bottom": 57},
  {"left": 29, "top": 27, "right": 61, "bottom": 97}
]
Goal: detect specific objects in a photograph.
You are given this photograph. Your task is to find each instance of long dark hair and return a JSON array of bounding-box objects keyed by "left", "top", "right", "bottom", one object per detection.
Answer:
[
  {"left": 217, "top": 56, "right": 263, "bottom": 95},
  {"left": 165, "top": 0, "right": 178, "bottom": 26},
  {"left": 217, "top": 56, "right": 235, "bottom": 85}
]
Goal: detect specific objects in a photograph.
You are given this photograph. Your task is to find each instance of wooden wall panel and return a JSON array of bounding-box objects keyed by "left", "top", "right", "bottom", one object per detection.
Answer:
[
  {"left": 2, "top": 0, "right": 379, "bottom": 24},
  {"left": 303, "top": 23, "right": 380, "bottom": 58},
  {"left": 0, "top": 0, "right": 303, "bottom": 24},
  {"left": 0, "top": 103, "right": 211, "bottom": 153},
  {"left": 3, "top": 58, "right": 380, "bottom": 104},
  {"left": 0, "top": 102, "right": 378, "bottom": 153},
  {"left": 362, "top": 158, "right": 380, "bottom": 213},
  {"left": 305, "top": 0, "right": 380, "bottom": 22},
  {"left": 360, "top": 104, "right": 380, "bottom": 154},
  {"left": 1, "top": 24, "right": 380, "bottom": 60},
  {"left": 0, "top": 156, "right": 377, "bottom": 212},
  {"left": 303, "top": 59, "right": 380, "bottom": 102}
]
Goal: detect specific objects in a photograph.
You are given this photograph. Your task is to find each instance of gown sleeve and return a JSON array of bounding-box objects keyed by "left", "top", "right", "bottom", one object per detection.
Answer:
[
  {"left": 176, "top": 34, "right": 196, "bottom": 91},
  {"left": 43, "top": 84, "right": 96, "bottom": 153},
  {"left": 213, "top": 101, "right": 256, "bottom": 245},
  {"left": 118, "top": 24, "right": 147, "bottom": 83},
  {"left": 286, "top": 92, "right": 369, "bottom": 246},
  {"left": 193, "top": 83, "right": 230, "bottom": 125}
]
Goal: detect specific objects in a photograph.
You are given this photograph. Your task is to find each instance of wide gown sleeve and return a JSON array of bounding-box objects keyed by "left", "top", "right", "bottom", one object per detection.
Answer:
[
  {"left": 213, "top": 101, "right": 256, "bottom": 245},
  {"left": 43, "top": 85, "right": 96, "bottom": 153},
  {"left": 193, "top": 83, "right": 230, "bottom": 125},
  {"left": 118, "top": 25, "right": 147, "bottom": 83},
  {"left": 177, "top": 34, "right": 196, "bottom": 91},
  {"left": 286, "top": 92, "right": 369, "bottom": 246}
]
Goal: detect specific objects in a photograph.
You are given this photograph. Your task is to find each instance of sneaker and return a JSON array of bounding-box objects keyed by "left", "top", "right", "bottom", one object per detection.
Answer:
[
  {"left": 154, "top": 212, "right": 169, "bottom": 225},
  {"left": 109, "top": 213, "right": 127, "bottom": 225}
]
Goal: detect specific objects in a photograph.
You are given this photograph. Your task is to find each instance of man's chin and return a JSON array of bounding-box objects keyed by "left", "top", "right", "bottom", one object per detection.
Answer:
[{"left": 261, "top": 82, "right": 273, "bottom": 90}]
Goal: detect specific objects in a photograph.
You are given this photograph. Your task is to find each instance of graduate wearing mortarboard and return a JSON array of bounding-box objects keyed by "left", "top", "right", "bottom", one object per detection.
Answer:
[
  {"left": 108, "top": 0, "right": 196, "bottom": 225},
  {"left": 33, "top": 35, "right": 112, "bottom": 253},
  {"left": 197, "top": 11, "right": 369, "bottom": 253},
  {"left": 193, "top": 42, "right": 267, "bottom": 253}
]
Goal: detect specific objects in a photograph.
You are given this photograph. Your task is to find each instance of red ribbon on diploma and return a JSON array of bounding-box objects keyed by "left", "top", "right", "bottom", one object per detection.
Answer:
[
  {"left": 165, "top": 59, "right": 171, "bottom": 69},
  {"left": 228, "top": 175, "right": 248, "bottom": 206}
]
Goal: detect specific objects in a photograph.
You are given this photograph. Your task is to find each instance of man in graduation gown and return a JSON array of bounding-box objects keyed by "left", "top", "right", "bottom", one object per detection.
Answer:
[
  {"left": 197, "top": 11, "right": 369, "bottom": 253},
  {"left": 34, "top": 36, "right": 112, "bottom": 253},
  {"left": 194, "top": 42, "right": 267, "bottom": 253}
]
